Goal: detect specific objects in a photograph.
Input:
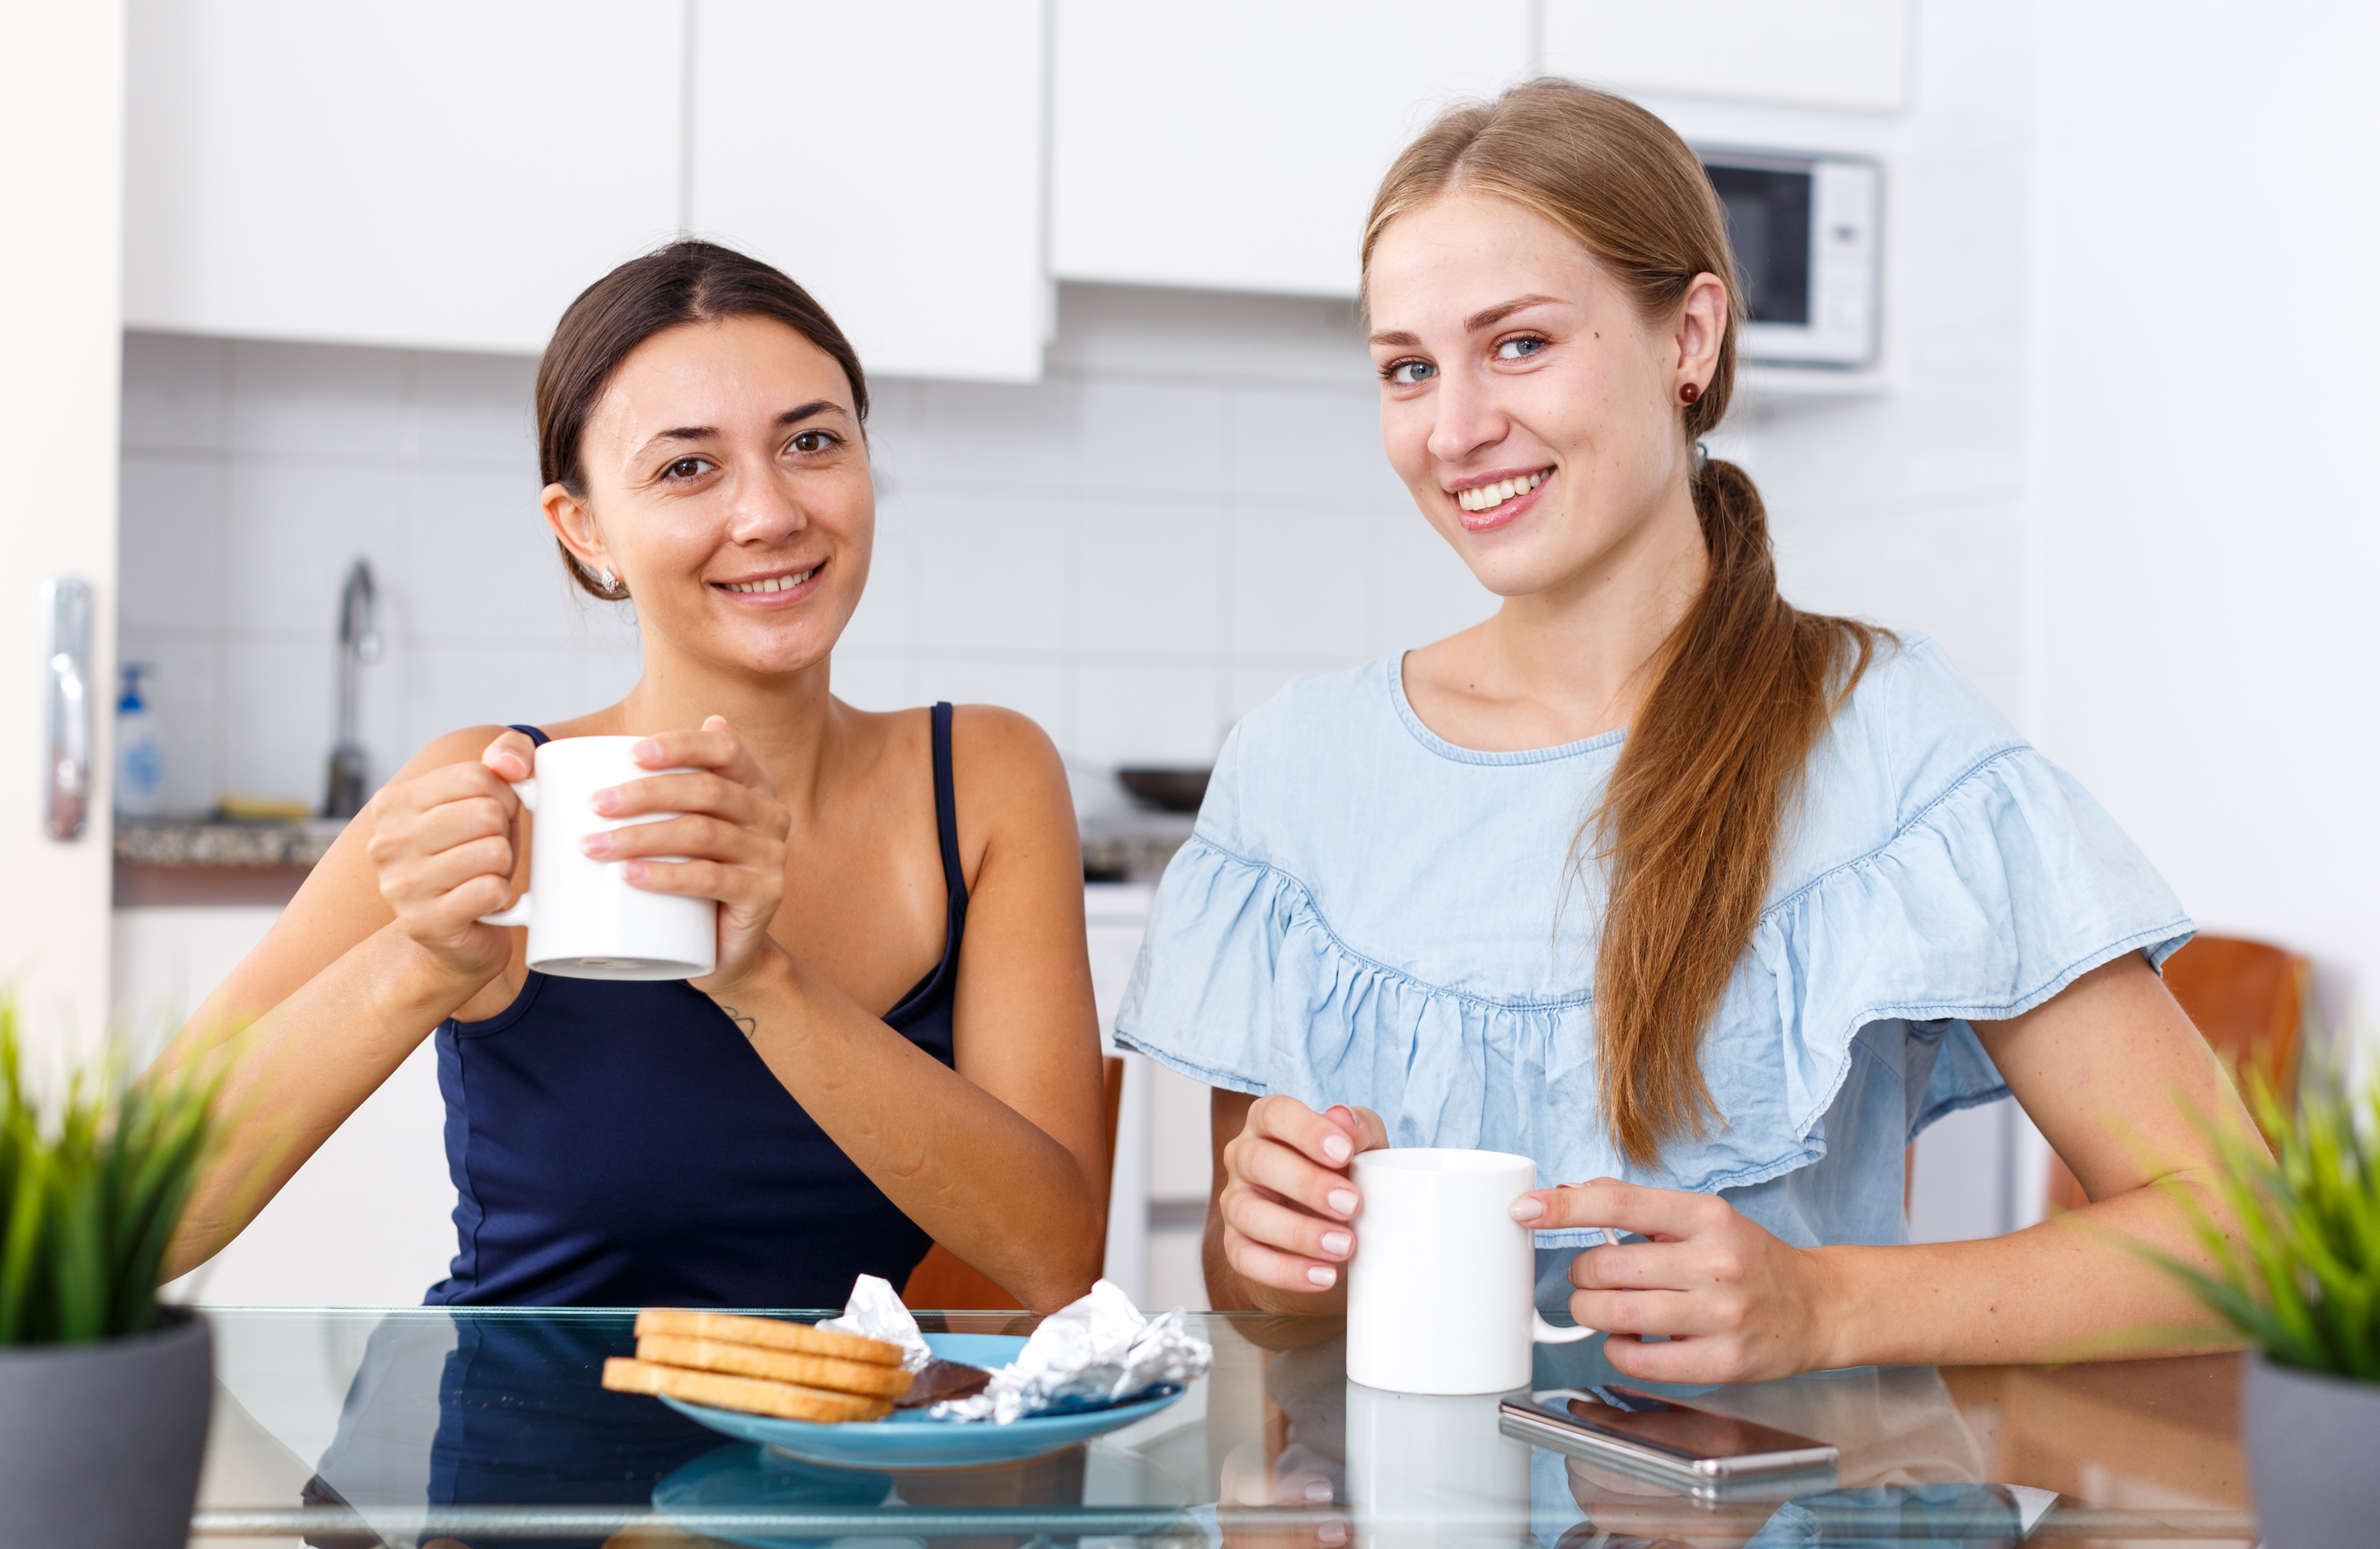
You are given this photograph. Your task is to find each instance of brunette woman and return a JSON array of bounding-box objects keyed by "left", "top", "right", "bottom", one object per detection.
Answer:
[
  {"left": 1118, "top": 81, "right": 2253, "bottom": 1379},
  {"left": 159, "top": 241, "right": 1107, "bottom": 1313}
]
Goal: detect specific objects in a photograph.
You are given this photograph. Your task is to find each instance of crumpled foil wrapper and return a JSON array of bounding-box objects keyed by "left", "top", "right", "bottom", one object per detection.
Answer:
[
  {"left": 817, "top": 1274, "right": 935, "bottom": 1372},
  {"left": 931, "top": 1279, "right": 1212, "bottom": 1424}
]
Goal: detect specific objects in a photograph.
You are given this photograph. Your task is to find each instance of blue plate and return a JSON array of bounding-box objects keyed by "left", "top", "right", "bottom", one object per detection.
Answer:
[{"left": 657, "top": 1332, "right": 1189, "bottom": 1469}]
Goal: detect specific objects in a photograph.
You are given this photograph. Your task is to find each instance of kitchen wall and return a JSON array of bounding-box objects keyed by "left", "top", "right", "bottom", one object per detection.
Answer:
[{"left": 2030, "top": 0, "right": 2380, "bottom": 1082}]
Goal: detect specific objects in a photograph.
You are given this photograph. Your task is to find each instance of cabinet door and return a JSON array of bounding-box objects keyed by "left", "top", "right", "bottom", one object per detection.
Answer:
[
  {"left": 1050, "top": 0, "right": 1531, "bottom": 299},
  {"left": 691, "top": 0, "right": 1049, "bottom": 384},
  {"left": 1544, "top": 0, "right": 1912, "bottom": 113},
  {"left": 124, "top": 0, "right": 683, "bottom": 355}
]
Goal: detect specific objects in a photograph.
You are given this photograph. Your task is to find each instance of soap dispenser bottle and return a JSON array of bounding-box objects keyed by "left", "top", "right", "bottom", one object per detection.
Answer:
[{"left": 115, "top": 661, "right": 165, "bottom": 819}]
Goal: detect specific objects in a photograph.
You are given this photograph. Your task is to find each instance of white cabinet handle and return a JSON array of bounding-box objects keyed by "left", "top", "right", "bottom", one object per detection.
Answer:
[{"left": 43, "top": 577, "right": 94, "bottom": 840}]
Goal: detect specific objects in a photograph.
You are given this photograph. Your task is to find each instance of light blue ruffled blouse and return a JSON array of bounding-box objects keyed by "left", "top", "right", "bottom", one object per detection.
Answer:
[{"left": 1114, "top": 637, "right": 2191, "bottom": 1292}]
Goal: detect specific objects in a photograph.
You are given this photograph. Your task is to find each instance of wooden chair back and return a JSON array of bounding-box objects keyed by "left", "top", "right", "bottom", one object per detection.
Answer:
[
  {"left": 901, "top": 1054, "right": 1127, "bottom": 1310},
  {"left": 2044, "top": 934, "right": 2308, "bottom": 1213}
]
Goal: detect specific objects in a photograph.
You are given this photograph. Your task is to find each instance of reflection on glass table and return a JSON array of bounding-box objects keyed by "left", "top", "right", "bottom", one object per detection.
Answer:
[{"left": 192, "top": 1307, "right": 2257, "bottom": 1546}]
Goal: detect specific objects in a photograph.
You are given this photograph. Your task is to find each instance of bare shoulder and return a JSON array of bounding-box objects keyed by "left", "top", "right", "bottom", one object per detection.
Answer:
[{"left": 946, "top": 705, "right": 1075, "bottom": 865}]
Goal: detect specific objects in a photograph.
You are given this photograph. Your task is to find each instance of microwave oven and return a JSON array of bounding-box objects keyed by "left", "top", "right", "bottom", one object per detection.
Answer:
[{"left": 1698, "top": 149, "right": 1880, "bottom": 368}]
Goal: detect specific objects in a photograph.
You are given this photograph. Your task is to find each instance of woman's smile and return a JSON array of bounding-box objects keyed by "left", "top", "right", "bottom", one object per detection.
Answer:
[
  {"left": 712, "top": 559, "right": 828, "bottom": 608},
  {"left": 1449, "top": 467, "right": 1554, "bottom": 532}
]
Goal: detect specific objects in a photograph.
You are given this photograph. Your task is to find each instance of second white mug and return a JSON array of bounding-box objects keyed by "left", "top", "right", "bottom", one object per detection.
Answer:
[
  {"left": 1347, "top": 1147, "right": 1595, "bottom": 1395},
  {"left": 477, "top": 735, "right": 718, "bottom": 981}
]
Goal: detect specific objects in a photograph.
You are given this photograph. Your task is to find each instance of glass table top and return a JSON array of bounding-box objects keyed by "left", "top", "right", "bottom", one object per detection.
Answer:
[{"left": 191, "top": 1306, "right": 2258, "bottom": 1546}]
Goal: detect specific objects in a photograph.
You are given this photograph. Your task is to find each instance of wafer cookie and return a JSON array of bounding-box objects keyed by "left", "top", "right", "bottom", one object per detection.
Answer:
[
  {"left": 635, "top": 1334, "right": 915, "bottom": 1399},
  {"left": 632, "top": 1309, "right": 902, "bottom": 1367},
  {"left": 601, "top": 1357, "right": 893, "bottom": 1422}
]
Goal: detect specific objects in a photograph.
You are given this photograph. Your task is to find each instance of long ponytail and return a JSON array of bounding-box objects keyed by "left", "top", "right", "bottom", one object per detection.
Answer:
[{"left": 1364, "top": 81, "right": 1884, "bottom": 1164}]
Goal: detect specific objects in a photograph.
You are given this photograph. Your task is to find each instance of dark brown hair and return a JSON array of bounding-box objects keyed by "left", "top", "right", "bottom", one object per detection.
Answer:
[
  {"left": 1363, "top": 80, "right": 1885, "bottom": 1165},
  {"left": 534, "top": 239, "right": 869, "bottom": 601}
]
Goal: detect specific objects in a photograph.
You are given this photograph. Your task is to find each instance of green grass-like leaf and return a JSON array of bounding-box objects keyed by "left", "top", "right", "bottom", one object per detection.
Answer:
[
  {"left": 2141, "top": 1058, "right": 2380, "bottom": 1382},
  {"left": 0, "top": 996, "right": 226, "bottom": 1347}
]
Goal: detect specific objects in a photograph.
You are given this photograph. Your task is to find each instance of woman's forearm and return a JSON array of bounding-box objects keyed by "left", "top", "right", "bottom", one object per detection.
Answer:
[
  {"left": 723, "top": 951, "right": 1106, "bottom": 1313},
  {"left": 159, "top": 924, "right": 489, "bottom": 1282},
  {"left": 1815, "top": 1172, "right": 2242, "bottom": 1369}
]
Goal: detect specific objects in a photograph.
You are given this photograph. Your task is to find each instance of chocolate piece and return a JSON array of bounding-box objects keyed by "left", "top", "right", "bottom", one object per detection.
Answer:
[{"left": 894, "top": 1357, "right": 994, "bottom": 1408}]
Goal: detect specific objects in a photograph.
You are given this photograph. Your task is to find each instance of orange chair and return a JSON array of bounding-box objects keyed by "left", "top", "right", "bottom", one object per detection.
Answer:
[
  {"left": 2043, "top": 934, "right": 2309, "bottom": 1214},
  {"left": 902, "top": 1055, "right": 1127, "bottom": 1309}
]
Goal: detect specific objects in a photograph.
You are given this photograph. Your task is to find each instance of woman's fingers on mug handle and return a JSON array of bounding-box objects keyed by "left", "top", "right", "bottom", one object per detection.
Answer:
[{"left": 480, "top": 728, "right": 539, "bottom": 784}]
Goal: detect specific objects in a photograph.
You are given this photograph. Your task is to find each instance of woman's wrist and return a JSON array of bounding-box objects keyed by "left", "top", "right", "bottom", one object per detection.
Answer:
[
  {"left": 376, "top": 921, "right": 503, "bottom": 1020},
  {"left": 697, "top": 942, "right": 804, "bottom": 1042}
]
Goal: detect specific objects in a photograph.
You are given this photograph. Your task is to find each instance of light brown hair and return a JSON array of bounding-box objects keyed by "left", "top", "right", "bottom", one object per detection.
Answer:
[
  {"left": 535, "top": 239, "right": 869, "bottom": 601},
  {"left": 1362, "top": 80, "right": 1885, "bottom": 1165}
]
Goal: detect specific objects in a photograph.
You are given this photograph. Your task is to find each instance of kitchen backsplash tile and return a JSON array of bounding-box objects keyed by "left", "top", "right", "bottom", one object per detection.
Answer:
[{"left": 226, "top": 338, "right": 411, "bottom": 459}]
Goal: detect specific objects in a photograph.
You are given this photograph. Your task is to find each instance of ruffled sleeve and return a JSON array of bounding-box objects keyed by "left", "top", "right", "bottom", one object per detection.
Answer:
[{"left": 1715, "top": 739, "right": 2195, "bottom": 1188}]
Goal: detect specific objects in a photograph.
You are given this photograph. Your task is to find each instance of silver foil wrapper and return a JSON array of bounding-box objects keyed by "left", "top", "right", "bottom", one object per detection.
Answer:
[
  {"left": 817, "top": 1273, "right": 936, "bottom": 1372},
  {"left": 932, "top": 1279, "right": 1213, "bottom": 1424}
]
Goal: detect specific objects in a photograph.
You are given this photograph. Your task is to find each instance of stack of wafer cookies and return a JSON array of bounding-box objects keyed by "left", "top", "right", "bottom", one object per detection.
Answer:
[{"left": 601, "top": 1309, "right": 914, "bottom": 1422}]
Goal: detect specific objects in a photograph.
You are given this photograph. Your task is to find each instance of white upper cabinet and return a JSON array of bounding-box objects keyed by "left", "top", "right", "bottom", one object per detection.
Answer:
[
  {"left": 1050, "top": 0, "right": 1532, "bottom": 300},
  {"left": 690, "top": 0, "right": 1050, "bottom": 384},
  {"left": 1544, "top": 0, "right": 1912, "bottom": 113},
  {"left": 123, "top": 0, "right": 684, "bottom": 357}
]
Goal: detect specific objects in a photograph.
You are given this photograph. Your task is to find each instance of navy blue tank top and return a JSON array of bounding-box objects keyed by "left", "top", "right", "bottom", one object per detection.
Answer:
[{"left": 425, "top": 704, "right": 967, "bottom": 1308}]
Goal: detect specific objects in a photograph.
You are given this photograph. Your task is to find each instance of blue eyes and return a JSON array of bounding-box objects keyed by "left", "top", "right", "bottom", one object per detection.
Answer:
[{"left": 1379, "top": 336, "right": 1550, "bottom": 387}]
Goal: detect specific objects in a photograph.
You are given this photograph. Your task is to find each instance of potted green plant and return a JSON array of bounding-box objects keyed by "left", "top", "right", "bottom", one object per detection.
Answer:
[
  {"left": 0, "top": 998, "right": 225, "bottom": 1549},
  {"left": 2143, "top": 1060, "right": 2380, "bottom": 1548}
]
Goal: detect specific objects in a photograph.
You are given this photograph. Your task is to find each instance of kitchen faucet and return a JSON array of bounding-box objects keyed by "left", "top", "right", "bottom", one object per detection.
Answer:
[{"left": 324, "top": 556, "right": 382, "bottom": 819}]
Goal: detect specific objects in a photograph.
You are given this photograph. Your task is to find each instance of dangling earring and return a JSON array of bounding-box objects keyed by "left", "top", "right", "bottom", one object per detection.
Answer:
[{"left": 1679, "top": 382, "right": 1701, "bottom": 405}]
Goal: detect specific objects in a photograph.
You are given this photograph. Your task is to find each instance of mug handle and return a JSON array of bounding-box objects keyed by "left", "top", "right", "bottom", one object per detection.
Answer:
[
  {"left": 475, "top": 773, "right": 539, "bottom": 928},
  {"left": 1532, "top": 1311, "right": 1596, "bottom": 1345},
  {"left": 1529, "top": 1224, "right": 1619, "bottom": 1344}
]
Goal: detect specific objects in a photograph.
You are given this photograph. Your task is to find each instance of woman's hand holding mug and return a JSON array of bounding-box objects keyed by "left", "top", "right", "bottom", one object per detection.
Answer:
[
  {"left": 568, "top": 716, "right": 792, "bottom": 996},
  {"left": 1514, "top": 1178, "right": 1839, "bottom": 1384},
  {"left": 365, "top": 740, "right": 533, "bottom": 985},
  {"left": 1220, "top": 1098, "right": 1390, "bottom": 1303}
]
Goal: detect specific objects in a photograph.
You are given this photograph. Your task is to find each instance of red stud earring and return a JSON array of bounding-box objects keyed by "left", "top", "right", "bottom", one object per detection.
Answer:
[{"left": 1679, "top": 382, "right": 1701, "bottom": 405}]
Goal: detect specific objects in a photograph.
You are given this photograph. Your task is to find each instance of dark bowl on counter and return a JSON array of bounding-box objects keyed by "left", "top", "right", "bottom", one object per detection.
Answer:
[{"left": 1117, "top": 767, "right": 1211, "bottom": 814}]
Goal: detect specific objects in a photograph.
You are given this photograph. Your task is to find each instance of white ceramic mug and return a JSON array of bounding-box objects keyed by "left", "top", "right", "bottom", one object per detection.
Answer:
[
  {"left": 1347, "top": 1148, "right": 1595, "bottom": 1395},
  {"left": 1344, "top": 1382, "right": 1534, "bottom": 1549},
  {"left": 476, "top": 736, "right": 718, "bottom": 980}
]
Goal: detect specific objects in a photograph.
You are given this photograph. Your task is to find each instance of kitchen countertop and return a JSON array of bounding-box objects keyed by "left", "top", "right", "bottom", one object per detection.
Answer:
[
  {"left": 115, "top": 817, "right": 347, "bottom": 869},
  {"left": 114, "top": 808, "right": 1189, "bottom": 902}
]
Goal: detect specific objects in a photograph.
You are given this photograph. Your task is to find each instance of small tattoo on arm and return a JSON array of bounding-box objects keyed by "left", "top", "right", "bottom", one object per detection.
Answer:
[{"left": 720, "top": 1004, "right": 758, "bottom": 1040}]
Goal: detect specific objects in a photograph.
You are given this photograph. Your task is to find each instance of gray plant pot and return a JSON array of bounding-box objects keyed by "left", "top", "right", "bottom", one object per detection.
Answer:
[
  {"left": 0, "top": 1309, "right": 213, "bottom": 1549},
  {"left": 2244, "top": 1349, "right": 2380, "bottom": 1548}
]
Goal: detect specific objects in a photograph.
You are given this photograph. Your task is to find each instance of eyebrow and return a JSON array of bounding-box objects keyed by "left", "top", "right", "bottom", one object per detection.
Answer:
[
  {"left": 631, "top": 400, "right": 845, "bottom": 460},
  {"left": 1367, "top": 294, "right": 1568, "bottom": 350}
]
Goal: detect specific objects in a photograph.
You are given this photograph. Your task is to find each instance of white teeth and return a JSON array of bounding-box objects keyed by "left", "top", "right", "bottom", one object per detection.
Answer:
[
  {"left": 1455, "top": 470, "right": 1548, "bottom": 513},
  {"left": 723, "top": 566, "right": 817, "bottom": 594}
]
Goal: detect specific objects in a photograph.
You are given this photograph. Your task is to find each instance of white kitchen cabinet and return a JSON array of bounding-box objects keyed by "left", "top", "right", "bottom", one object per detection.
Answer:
[
  {"left": 1049, "top": 0, "right": 1532, "bottom": 300},
  {"left": 691, "top": 0, "right": 1050, "bottom": 383},
  {"left": 1544, "top": 0, "right": 1912, "bottom": 113},
  {"left": 123, "top": 0, "right": 683, "bottom": 356}
]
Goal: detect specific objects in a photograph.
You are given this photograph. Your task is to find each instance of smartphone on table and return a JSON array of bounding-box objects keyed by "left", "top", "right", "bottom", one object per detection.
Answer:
[{"left": 1499, "top": 1384, "right": 1839, "bottom": 1501}]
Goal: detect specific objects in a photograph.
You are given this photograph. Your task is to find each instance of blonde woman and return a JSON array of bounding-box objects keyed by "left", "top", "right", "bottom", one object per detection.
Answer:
[{"left": 1119, "top": 81, "right": 2249, "bottom": 1381}]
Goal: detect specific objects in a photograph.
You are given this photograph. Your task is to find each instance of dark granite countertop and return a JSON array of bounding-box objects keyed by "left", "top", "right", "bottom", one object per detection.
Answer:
[{"left": 115, "top": 817, "right": 348, "bottom": 869}]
